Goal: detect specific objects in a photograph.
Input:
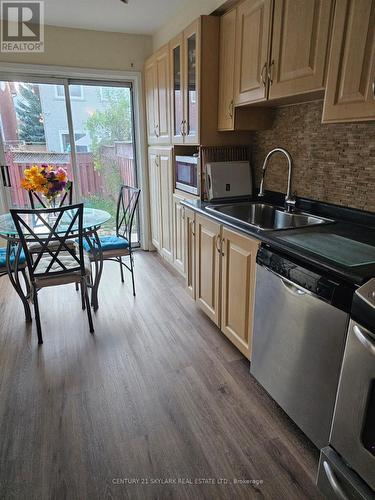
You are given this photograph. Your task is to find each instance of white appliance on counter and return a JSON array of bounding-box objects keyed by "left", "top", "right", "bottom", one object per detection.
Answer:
[{"left": 205, "top": 161, "right": 252, "bottom": 201}]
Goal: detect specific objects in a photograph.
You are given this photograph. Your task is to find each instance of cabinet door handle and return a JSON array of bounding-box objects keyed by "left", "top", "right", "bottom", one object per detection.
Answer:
[
  {"left": 183, "top": 119, "right": 188, "bottom": 136},
  {"left": 221, "top": 237, "right": 225, "bottom": 257},
  {"left": 215, "top": 234, "right": 221, "bottom": 254},
  {"left": 191, "top": 220, "right": 195, "bottom": 237},
  {"left": 228, "top": 99, "right": 234, "bottom": 119},
  {"left": 260, "top": 62, "right": 267, "bottom": 87},
  {"left": 268, "top": 60, "right": 274, "bottom": 86},
  {"left": 155, "top": 123, "right": 159, "bottom": 137},
  {"left": 372, "top": 81, "right": 375, "bottom": 100},
  {"left": 180, "top": 120, "right": 184, "bottom": 136}
]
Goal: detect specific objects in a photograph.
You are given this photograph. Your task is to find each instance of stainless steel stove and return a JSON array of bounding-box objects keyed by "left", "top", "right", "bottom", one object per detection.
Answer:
[{"left": 317, "top": 278, "right": 375, "bottom": 499}]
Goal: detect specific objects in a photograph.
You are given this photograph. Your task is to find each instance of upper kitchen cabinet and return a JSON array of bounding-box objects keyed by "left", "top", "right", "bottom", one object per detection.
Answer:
[
  {"left": 234, "top": 0, "right": 272, "bottom": 105},
  {"left": 322, "top": 0, "right": 375, "bottom": 123},
  {"left": 218, "top": 8, "right": 273, "bottom": 130},
  {"left": 269, "top": 0, "right": 333, "bottom": 100},
  {"left": 231, "top": 0, "right": 333, "bottom": 107},
  {"left": 170, "top": 33, "right": 184, "bottom": 144},
  {"left": 170, "top": 19, "right": 200, "bottom": 145},
  {"left": 183, "top": 20, "right": 200, "bottom": 144},
  {"left": 170, "top": 18, "right": 205, "bottom": 145},
  {"left": 169, "top": 16, "right": 254, "bottom": 145},
  {"left": 144, "top": 44, "right": 171, "bottom": 145}
]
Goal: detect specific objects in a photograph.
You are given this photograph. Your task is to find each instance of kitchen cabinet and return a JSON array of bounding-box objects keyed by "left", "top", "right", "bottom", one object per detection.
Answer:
[
  {"left": 144, "top": 44, "right": 171, "bottom": 145},
  {"left": 322, "top": 0, "right": 375, "bottom": 123},
  {"left": 184, "top": 206, "right": 196, "bottom": 298},
  {"left": 148, "top": 149, "right": 161, "bottom": 250},
  {"left": 170, "top": 20, "right": 200, "bottom": 145},
  {"left": 189, "top": 213, "right": 259, "bottom": 359},
  {"left": 148, "top": 147, "right": 173, "bottom": 262},
  {"left": 232, "top": 0, "right": 332, "bottom": 106},
  {"left": 195, "top": 214, "right": 221, "bottom": 326},
  {"left": 234, "top": 0, "right": 272, "bottom": 105},
  {"left": 221, "top": 227, "right": 259, "bottom": 359},
  {"left": 218, "top": 8, "right": 273, "bottom": 130},
  {"left": 172, "top": 193, "right": 186, "bottom": 275},
  {"left": 269, "top": 0, "right": 333, "bottom": 100}
]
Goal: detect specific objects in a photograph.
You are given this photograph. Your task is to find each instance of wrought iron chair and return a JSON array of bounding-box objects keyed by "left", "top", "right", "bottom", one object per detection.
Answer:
[
  {"left": 0, "top": 243, "right": 32, "bottom": 322},
  {"left": 10, "top": 204, "right": 94, "bottom": 344},
  {"left": 28, "top": 181, "right": 73, "bottom": 209},
  {"left": 84, "top": 185, "right": 141, "bottom": 296}
]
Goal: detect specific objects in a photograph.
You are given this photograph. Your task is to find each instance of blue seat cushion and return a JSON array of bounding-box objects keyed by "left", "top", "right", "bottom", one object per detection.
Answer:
[
  {"left": 83, "top": 235, "right": 129, "bottom": 253},
  {"left": 0, "top": 247, "right": 26, "bottom": 268}
]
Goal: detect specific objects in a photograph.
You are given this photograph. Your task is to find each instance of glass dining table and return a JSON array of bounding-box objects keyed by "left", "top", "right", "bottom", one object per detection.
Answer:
[{"left": 0, "top": 207, "right": 111, "bottom": 321}]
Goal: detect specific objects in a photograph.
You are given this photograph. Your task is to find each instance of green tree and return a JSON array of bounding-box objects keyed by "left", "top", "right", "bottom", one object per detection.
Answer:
[
  {"left": 15, "top": 84, "right": 46, "bottom": 144},
  {"left": 85, "top": 88, "right": 132, "bottom": 170}
]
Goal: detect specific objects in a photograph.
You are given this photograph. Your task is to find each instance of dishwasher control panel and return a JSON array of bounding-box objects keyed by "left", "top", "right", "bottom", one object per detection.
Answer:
[{"left": 257, "top": 246, "right": 353, "bottom": 311}]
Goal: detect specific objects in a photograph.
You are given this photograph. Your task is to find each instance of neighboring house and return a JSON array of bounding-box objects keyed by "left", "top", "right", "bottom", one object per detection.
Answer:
[{"left": 38, "top": 84, "right": 108, "bottom": 153}]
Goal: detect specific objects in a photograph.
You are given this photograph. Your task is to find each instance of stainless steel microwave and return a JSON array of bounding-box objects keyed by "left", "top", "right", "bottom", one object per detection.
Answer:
[{"left": 175, "top": 155, "right": 199, "bottom": 195}]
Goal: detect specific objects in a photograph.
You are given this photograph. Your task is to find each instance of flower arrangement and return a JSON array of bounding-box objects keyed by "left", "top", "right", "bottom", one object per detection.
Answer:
[{"left": 21, "top": 165, "right": 71, "bottom": 205}]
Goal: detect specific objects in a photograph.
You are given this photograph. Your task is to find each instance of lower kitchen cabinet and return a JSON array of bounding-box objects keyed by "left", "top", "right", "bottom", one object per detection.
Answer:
[
  {"left": 184, "top": 206, "right": 196, "bottom": 299},
  {"left": 195, "top": 214, "right": 222, "bottom": 327},
  {"left": 148, "top": 147, "right": 173, "bottom": 262},
  {"left": 187, "top": 213, "right": 259, "bottom": 359},
  {"left": 172, "top": 193, "right": 186, "bottom": 275},
  {"left": 221, "top": 227, "right": 259, "bottom": 359}
]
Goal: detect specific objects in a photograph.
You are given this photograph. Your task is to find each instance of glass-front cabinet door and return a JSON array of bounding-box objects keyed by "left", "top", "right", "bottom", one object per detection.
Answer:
[
  {"left": 170, "top": 33, "right": 184, "bottom": 144},
  {"left": 183, "top": 20, "right": 199, "bottom": 145}
]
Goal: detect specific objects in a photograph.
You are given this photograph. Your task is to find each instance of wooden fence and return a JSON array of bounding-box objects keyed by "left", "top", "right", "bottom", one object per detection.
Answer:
[{"left": 5, "top": 150, "right": 136, "bottom": 207}]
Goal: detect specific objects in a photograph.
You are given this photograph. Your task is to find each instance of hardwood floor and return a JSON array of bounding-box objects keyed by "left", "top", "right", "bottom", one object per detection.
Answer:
[{"left": 0, "top": 251, "right": 321, "bottom": 500}]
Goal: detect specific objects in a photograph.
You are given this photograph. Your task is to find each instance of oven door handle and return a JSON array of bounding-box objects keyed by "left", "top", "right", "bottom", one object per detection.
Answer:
[
  {"left": 323, "top": 461, "right": 349, "bottom": 500},
  {"left": 353, "top": 324, "right": 375, "bottom": 356}
]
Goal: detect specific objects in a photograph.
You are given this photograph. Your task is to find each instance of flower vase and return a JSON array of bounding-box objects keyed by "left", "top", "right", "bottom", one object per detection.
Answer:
[{"left": 47, "top": 196, "right": 60, "bottom": 225}]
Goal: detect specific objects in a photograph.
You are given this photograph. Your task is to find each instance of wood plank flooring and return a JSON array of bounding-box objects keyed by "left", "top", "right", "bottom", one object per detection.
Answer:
[{"left": 0, "top": 251, "right": 321, "bottom": 499}]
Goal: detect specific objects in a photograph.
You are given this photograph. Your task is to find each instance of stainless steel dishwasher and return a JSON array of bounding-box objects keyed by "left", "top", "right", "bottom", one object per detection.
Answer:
[{"left": 250, "top": 246, "right": 353, "bottom": 449}]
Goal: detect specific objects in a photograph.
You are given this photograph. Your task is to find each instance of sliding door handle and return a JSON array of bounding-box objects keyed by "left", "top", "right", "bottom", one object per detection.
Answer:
[
  {"left": 5, "top": 165, "right": 11, "bottom": 187},
  {"left": 0, "top": 165, "right": 7, "bottom": 187}
]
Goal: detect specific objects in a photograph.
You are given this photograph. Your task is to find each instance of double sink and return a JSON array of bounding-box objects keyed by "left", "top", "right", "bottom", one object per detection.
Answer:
[{"left": 206, "top": 202, "right": 333, "bottom": 231}]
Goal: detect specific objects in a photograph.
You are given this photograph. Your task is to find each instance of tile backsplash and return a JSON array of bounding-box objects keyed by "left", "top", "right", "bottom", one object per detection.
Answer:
[{"left": 251, "top": 100, "right": 375, "bottom": 212}]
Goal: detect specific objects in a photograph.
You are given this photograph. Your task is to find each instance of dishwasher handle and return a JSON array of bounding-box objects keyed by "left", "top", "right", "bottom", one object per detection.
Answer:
[
  {"left": 263, "top": 265, "right": 311, "bottom": 297},
  {"left": 281, "top": 278, "right": 307, "bottom": 296}
]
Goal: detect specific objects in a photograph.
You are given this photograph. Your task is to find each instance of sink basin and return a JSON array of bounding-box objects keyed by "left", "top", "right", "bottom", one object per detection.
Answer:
[{"left": 206, "top": 202, "right": 333, "bottom": 231}]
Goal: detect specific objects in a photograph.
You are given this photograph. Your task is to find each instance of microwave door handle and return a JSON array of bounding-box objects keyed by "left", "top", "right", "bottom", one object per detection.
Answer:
[
  {"left": 323, "top": 461, "right": 350, "bottom": 500},
  {"left": 353, "top": 324, "right": 375, "bottom": 356}
]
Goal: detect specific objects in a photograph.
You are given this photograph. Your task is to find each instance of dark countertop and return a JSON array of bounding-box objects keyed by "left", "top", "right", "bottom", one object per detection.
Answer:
[{"left": 181, "top": 194, "right": 375, "bottom": 287}]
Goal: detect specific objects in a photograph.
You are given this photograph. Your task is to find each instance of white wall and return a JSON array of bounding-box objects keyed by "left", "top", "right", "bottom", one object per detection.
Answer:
[
  {"left": 0, "top": 24, "right": 153, "bottom": 72},
  {"left": 152, "top": 0, "right": 225, "bottom": 50}
]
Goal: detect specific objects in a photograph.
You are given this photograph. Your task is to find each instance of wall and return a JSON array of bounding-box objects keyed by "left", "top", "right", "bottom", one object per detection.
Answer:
[
  {"left": 251, "top": 100, "right": 375, "bottom": 213},
  {"left": 0, "top": 24, "right": 153, "bottom": 72},
  {"left": 152, "top": 0, "right": 225, "bottom": 50}
]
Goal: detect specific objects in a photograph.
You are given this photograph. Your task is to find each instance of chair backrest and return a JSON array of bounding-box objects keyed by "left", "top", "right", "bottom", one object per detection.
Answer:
[
  {"left": 10, "top": 204, "right": 86, "bottom": 282},
  {"left": 116, "top": 185, "right": 141, "bottom": 247},
  {"left": 28, "top": 181, "right": 73, "bottom": 209}
]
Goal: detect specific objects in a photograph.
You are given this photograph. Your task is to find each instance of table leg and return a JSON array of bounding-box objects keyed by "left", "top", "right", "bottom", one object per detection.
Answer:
[{"left": 6, "top": 240, "right": 32, "bottom": 323}]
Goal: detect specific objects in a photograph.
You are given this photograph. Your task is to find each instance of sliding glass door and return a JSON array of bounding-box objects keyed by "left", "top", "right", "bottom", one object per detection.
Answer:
[
  {"left": 0, "top": 77, "right": 139, "bottom": 243},
  {"left": 0, "top": 80, "right": 74, "bottom": 209}
]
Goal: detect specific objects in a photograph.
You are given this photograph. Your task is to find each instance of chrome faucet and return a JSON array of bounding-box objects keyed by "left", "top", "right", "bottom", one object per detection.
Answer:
[{"left": 258, "top": 147, "right": 296, "bottom": 211}]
